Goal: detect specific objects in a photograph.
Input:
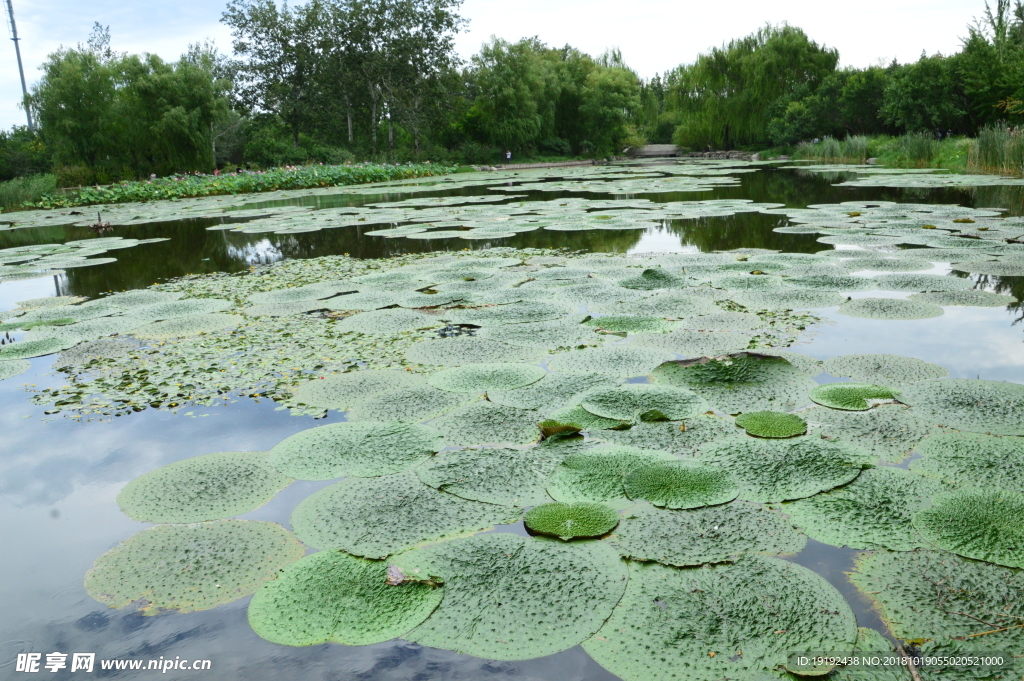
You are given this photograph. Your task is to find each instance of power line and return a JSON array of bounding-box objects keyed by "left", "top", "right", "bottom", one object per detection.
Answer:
[{"left": 4, "top": 0, "right": 34, "bottom": 132}]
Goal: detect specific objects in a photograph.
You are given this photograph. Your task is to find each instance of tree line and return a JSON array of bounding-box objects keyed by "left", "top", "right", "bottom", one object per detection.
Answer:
[{"left": 2, "top": 0, "right": 1024, "bottom": 184}]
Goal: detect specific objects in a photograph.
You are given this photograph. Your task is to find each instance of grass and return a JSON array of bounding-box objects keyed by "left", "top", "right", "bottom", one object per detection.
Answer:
[{"left": 0, "top": 174, "right": 57, "bottom": 213}]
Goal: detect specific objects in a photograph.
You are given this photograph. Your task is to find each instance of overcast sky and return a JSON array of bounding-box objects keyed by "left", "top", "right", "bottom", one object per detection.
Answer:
[{"left": 0, "top": 0, "right": 986, "bottom": 130}]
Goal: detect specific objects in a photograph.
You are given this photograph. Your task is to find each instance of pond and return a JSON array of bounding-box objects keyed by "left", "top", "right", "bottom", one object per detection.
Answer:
[{"left": 1, "top": 160, "right": 1023, "bottom": 680}]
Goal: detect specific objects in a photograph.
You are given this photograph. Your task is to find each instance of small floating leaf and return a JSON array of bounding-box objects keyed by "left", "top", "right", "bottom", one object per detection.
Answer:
[
  {"left": 623, "top": 461, "right": 739, "bottom": 509},
  {"left": 809, "top": 382, "right": 897, "bottom": 410},
  {"left": 734, "top": 410, "right": 807, "bottom": 438},
  {"left": 524, "top": 502, "right": 619, "bottom": 540}
]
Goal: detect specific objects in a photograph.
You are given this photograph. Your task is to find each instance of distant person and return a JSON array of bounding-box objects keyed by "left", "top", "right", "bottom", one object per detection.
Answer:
[{"left": 505, "top": 150, "right": 512, "bottom": 163}]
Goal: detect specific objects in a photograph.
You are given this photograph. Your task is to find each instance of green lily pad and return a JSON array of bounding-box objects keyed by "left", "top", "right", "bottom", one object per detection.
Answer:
[
  {"left": 524, "top": 502, "right": 619, "bottom": 540},
  {"left": 582, "top": 315, "right": 679, "bottom": 333},
  {"left": 246, "top": 281, "right": 354, "bottom": 305},
  {"left": 732, "top": 290, "right": 846, "bottom": 309},
  {"left": 583, "top": 556, "right": 858, "bottom": 681},
  {"left": 782, "top": 467, "right": 947, "bottom": 550},
  {"left": 609, "top": 500, "right": 806, "bottom": 566},
  {"left": 345, "top": 385, "right": 475, "bottom": 422},
  {"left": 542, "top": 404, "right": 629, "bottom": 434},
  {"left": 132, "top": 313, "right": 242, "bottom": 339},
  {"left": 427, "top": 362, "right": 546, "bottom": 393},
  {"left": 596, "top": 291, "right": 720, "bottom": 317},
  {"left": 547, "top": 345, "right": 675, "bottom": 377},
  {"left": 429, "top": 401, "right": 541, "bottom": 446},
  {"left": 822, "top": 353, "right": 948, "bottom": 385},
  {"left": 0, "top": 359, "right": 30, "bottom": 380},
  {"left": 267, "top": 421, "right": 442, "bottom": 480},
  {"left": 489, "top": 372, "right": 619, "bottom": 411},
  {"left": 592, "top": 414, "right": 737, "bottom": 455},
  {"left": 405, "top": 337, "right": 540, "bottom": 366},
  {"left": 117, "top": 451, "right": 293, "bottom": 523},
  {"left": 243, "top": 300, "right": 328, "bottom": 317},
  {"left": 872, "top": 273, "right": 974, "bottom": 292},
  {"left": 898, "top": 379, "right": 1024, "bottom": 435},
  {"left": 914, "top": 489, "right": 1024, "bottom": 568},
  {"left": 809, "top": 382, "right": 898, "bottom": 410},
  {"left": 547, "top": 445, "right": 678, "bottom": 504},
  {"left": 734, "top": 410, "right": 807, "bottom": 437},
  {"left": 623, "top": 461, "right": 739, "bottom": 509},
  {"left": 478, "top": 317, "right": 602, "bottom": 349},
  {"left": 802, "top": 403, "right": 936, "bottom": 463},
  {"left": 0, "top": 337, "right": 74, "bottom": 360},
  {"left": 335, "top": 308, "right": 438, "bottom": 336},
  {"left": 837, "top": 298, "right": 944, "bottom": 320},
  {"left": 911, "top": 431, "right": 1024, "bottom": 494},
  {"left": 909, "top": 289, "right": 1018, "bottom": 307},
  {"left": 248, "top": 549, "right": 443, "bottom": 646},
  {"left": 580, "top": 384, "right": 709, "bottom": 422},
  {"left": 106, "top": 290, "right": 185, "bottom": 308},
  {"left": 416, "top": 444, "right": 570, "bottom": 506},
  {"left": 131, "top": 298, "right": 234, "bottom": 321},
  {"left": 618, "top": 267, "right": 689, "bottom": 289},
  {"left": 290, "top": 471, "right": 520, "bottom": 557},
  {"left": 292, "top": 369, "right": 425, "bottom": 411},
  {"left": 84, "top": 520, "right": 305, "bottom": 614},
  {"left": 698, "top": 436, "right": 871, "bottom": 502},
  {"left": 446, "top": 301, "right": 570, "bottom": 326},
  {"left": 392, "top": 533, "right": 628, "bottom": 660},
  {"left": 630, "top": 329, "right": 753, "bottom": 358}
]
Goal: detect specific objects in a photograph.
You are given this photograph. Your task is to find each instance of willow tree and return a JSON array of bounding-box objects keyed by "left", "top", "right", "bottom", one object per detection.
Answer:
[{"left": 666, "top": 24, "right": 838, "bottom": 149}]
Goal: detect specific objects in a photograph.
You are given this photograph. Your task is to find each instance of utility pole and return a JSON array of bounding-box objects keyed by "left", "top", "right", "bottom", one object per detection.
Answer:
[{"left": 4, "top": 0, "right": 34, "bottom": 132}]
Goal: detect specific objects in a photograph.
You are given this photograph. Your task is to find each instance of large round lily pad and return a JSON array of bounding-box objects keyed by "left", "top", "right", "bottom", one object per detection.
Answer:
[
  {"left": 802, "top": 404, "right": 935, "bottom": 463},
  {"left": 782, "top": 467, "right": 947, "bottom": 551},
  {"left": 547, "top": 345, "right": 675, "bottom": 377},
  {"left": 0, "top": 359, "right": 30, "bottom": 380},
  {"left": 117, "top": 451, "right": 293, "bottom": 523},
  {"left": 247, "top": 550, "right": 443, "bottom": 646},
  {"left": 809, "top": 382, "right": 898, "bottom": 410},
  {"left": 392, "top": 533, "right": 628, "bottom": 660},
  {"left": 837, "top": 298, "right": 943, "bottom": 320},
  {"left": 898, "top": 379, "right": 1024, "bottom": 435},
  {"left": 914, "top": 489, "right": 1024, "bottom": 568},
  {"left": 583, "top": 556, "right": 858, "bottom": 681},
  {"left": 404, "top": 337, "right": 540, "bottom": 366},
  {"left": 292, "top": 369, "right": 425, "bottom": 411},
  {"left": 267, "top": 421, "right": 442, "bottom": 480},
  {"left": 290, "top": 471, "right": 520, "bottom": 557},
  {"left": 429, "top": 401, "right": 541, "bottom": 446},
  {"left": 524, "top": 502, "right": 619, "bottom": 540},
  {"left": 0, "top": 337, "right": 74, "bottom": 360},
  {"left": 345, "top": 385, "right": 474, "bottom": 422},
  {"left": 580, "top": 384, "right": 708, "bottom": 422},
  {"left": 84, "top": 520, "right": 305, "bottom": 614},
  {"left": 593, "top": 414, "right": 737, "bottom": 455},
  {"left": 623, "top": 461, "right": 739, "bottom": 509},
  {"left": 609, "top": 500, "right": 806, "bottom": 567},
  {"left": 546, "top": 445, "right": 678, "bottom": 505},
  {"left": 427, "top": 362, "right": 546, "bottom": 393},
  {"left": 335, "top": 308, "right": 437, "bottom": 336},
  {"left": 698, "top": 436, "right": 871, "bottom": 502},
  {"left": 582, "top": 315, "right": 679, "bottom": 333},
  {"left": 131, "top": 298, "right": 234, "bottom": 321},
  {"left": 821, "top": 353, "right": 948, "bottom": 385},
  {"left": 734, "top": 410, "right": 807, "bottom": 437},
  {"left": 910, "top": 431, "right": 1024, "bottom": 494},
  {"left": 416, "top": 444, "right": 569, "bottom": 506},
  {"left": 489, "top": 372, "right": 620, "bottom": 411},
  {"left": 132, "top": 313, "right": 241, "bottom": 339}
]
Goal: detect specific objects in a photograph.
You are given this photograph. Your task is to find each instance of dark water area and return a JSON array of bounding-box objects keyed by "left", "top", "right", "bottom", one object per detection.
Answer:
[{"left": 2, "top": 164, "right": 1024, "bottom": 679}]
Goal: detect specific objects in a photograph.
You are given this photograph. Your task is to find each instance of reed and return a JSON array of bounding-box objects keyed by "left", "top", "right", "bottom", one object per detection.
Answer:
[{"left": 0, "top": 174, "right": 57, "bottom": 213}]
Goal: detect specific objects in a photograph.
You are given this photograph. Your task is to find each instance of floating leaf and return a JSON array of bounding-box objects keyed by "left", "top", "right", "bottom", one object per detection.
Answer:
[
  {"left": 132, "top": 313, "right": 241, "bottom": 339},
  {"left": 909, "top": 289, "right": 1018, "bottom": 307},
  {"left": 524, "top": 502, "right": 619, "bottom": 540},
  {"left": 583, "top": 556, "right": 858, "bottom": 681},
  {"left": 547, "top": 345, "right": 675, "bottom": 377},
  {"left": 580, "top": 384, "right": 709, "bottom": 422},
  {"left": 609, "top": 500, "right": 806, "bottom": 566},
  {"left": 802, "top": 403, "right": 935, "bottom": 462},
  {"left": 416, "top": 444, "right": 570, "bottom": 506},
  {"left": 335, "top": 308, "right": 438, "bottom": 335},
  {"left": 731, "top": 290, "right": 845, "bottom": 309},
  {"left": 0, "top": 359, "right": 30, "bottom": 380},
  {"left": 582, "top": 315, "right": 679, "bottom": 333},
  {"left": 405, "top": 337, "right": 540, "bottom": 366},
  {"left": 131, "top": 298, "right": 234, "bottom": 321},
  {"left": 592, "top": 414, "right": 737, "bottom": 455},
  {"left": 0, "top": 337, "right": 74, "bottom": 360},
  {"left": 782, "top": 467, "right": 946, "bottom": 550},
  {"left": 914, "top": 489, "right": 1024, "bottom": 568},
  {"left": 84, "top": 520, "right": 305, "bottom": 614},
  {"left": 429, "top": 401, "right": 541, "bottom": 446},
  {"left": 822, "top": 353, "right": 948, "bottom": 385},
  {"left": 290, "top": 471, "right": 519, "bottom": 557},
  {"left": 871, "top": 273, "right": 974, "bottom": 292},
  {"left": 292, "top": 369, "right": 425, "bottom": 410},
  {"left": 546, "top": 445, "right": 678, "bottom": 504},
  {"left": 698, "top": 436, "right": 871, "bottom": 502},
  {"left": 734, "top": 410, "right": 807, "bottom": 437},
  {"left": 899, "top": 378, "right": 1024, "bottom": 435},
  {"left": 478, "top": 317, "right": 602, "bottom": 349},
  {"left": 837, "top": 298, "right": 943, "bottom": 320},
  {"left": 117, "top": 451, "right": 293, "bottom": 523},
  {"left": 248, "top": 549, "right": 443, "bottom": 646},
  {"left": 393, "top": 533, "right": 628, "bottom": 660},
  {"left": 630, "top": 329, "right": 753, "bottom": 358},
  {"left": 268, "top": 421, "right": 442, "bottom": 480},
  {"left": 346, "top": 385, "right": 475, "bottom": 422},
  {"left": 427, "top": 362, "right": 546, "bottom": 393},
  {"left": 542, "top": 404, "right": 629, "bottom": 433},
  {"left": 911, "top": 431, "right": 1024, "bottom": 494},
  {"left": 489, "top": 372, "right": 619, "bottom": 411},
  {"left": 623, "top": 461, "right": 739, "bottom": 509},
  {"left": 809, "top": 383, "right": 898, "bottom": 410}
]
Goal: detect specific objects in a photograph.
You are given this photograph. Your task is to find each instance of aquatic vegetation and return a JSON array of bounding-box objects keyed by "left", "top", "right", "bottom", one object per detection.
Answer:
[
  {"left": 802, "top": 403, "right": 936, "bottom": 462},
  {"left": 809, "top": 382, "right": 898, "bottom": 410},
  {"left": 524, "top": 502, "right": 619, "bottom": 539},
  {"left": 909, "top": 289, "right": 1018, "bottom": 306},
  {"left": 84, "top": 520, "right": 305, "bottom": 614},
  {"left": 593, "top": 414, "right": 737, "bottom": 455},
  {"left": 117, "top": 451, "right": 293, "bottom": 523},
  {"left": 546, "top": 445, "right": 678, "bottom": 505},
  {"left": 0, "top": 359, "right": 29, "bottom": 380},
  {"left": 782, "top": 467, "right": 946, "bottom": 550},
  {"left": 292, "top": 369, "right": 425, "bottom": 411},
  {"left": 899, "top": 378, "right": 1024, "bottom": 435},
  {"left": 623, "top": 461, "right": 739, "bottom": 509},
  {"left": 609, "top": 501, "right": 805, "bottom": 566},
  {"left": 578, "top": 384, "right": 709, "bottom": 422},
  {"left": 913, "top": 489, "right": 1024, "bottom": 568},
  {"left": 821, "top": 353, "right": 948, "bottom": 385},
  {"left": 248, "top": 550, "right": 443, "bottom": 646},
  {"left": 584, "top": 557, "right": 857, "bottom": 681},
  {"left": 733, "top": 410, "right": 807, "bottom": 437},
  {"left": 837, "top": 297, "right": 944, "bottom": 320},
  {"left": 427, "top": 362, "right": 546, "bottom": 393},
  {"left": 910, "top": 431, "right": 1024, "bottom": 494}
]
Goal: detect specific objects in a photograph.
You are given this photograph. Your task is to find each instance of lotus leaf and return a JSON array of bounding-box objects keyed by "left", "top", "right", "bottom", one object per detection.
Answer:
[
  {"left": 404, "top": 337, "right": 540, "bottom": 365},
  {"left": 911, "top": 431, "right": 1024, "bottom": 494},
  {"left": 547, "top": 445, "right": 678, "bottom": 504},
  {"left": 392, "top": 533, "right": 628, "bottom": 660},
  {"left": 106, "top": 290, "right": 185, "bottom": 308},
  {"left": 268, "top": 421, "right": 442, "bottom": 479},
  {"left": 783, "top": 467, "right": 946, "bottom": 550},
  {"left": 290, "top": 471, "right": 519, "bottom": 557},
  {"left": 898, "top": 378, "right": 1024, "bottom": 435},
  {"left": 117, "top": 451, "right": 293, "bottom": 523},
  {"left": 618, "top": 268, "right": 689, "bottom": 289},
  {"left": 246, "top": 282, "right": 355, "bottom": 305},
  {"left": 809, "top": 382, "right": 898, "bottom": 410},
  {"left": 914, "top": 489, "right": 1024, "bottom": 568},
  {"left": 427, "top": 362, "right": 546, "bottom": 393},
  {"left": 542, "top": 404, "right": 629, "bottom": 434},
  {"left": 292, "top": 369, "right": 425, "bottom": 410},
  {"left": 445, "top": 301, "right": 570, "bottom": 326},
  {"left": 580, "top": 384, "right": 709, "bottom": 422},
  {"left": 836, "top": 297, "right": 944, "bottom": 320},
  {"left": 734, "top": 410, "right": 807, "bottom": 437},
  {"left": 698, "top": 436, "right": 871, "bottom": 502},
  {"left": 596, "top": 291, "right": 720, "bottom": 318},
  {"left": 248, "top": 550, "right": 443, "bottom": 646},
  {"left": 680, "top": 312, "right": 763, "bottom": 332},
  {"left": 132, "top": 313, "right": 242, "bottom": 339},
  {"left": 429, "top": 401, "right": 541, "bottom": 446},
  {"left": 243, "top": 300, "right": 328, "bottom": 317},
  {"left": 822, "top": 353, "right": 948, "bottom": 385},
  {"left": 623, "top": 461, "right": 738, "bottom": 509},
  {"left": 416, "top": 445, "right": 570, "bottom": 506},
  {"left": 84, "top": 520, "right": 305, "bottom": 614},
  {"left": 609, "top": 500, "right": 806, "bottom": 566},
  {"left": 583, "top": 556, "right": 858, "bottom": 681},
  {"left": 547, "top": 345, "right": 675, "bottom": 377},
  {"left": 524, "top": 502, "right": 619, "bottom": 540}
]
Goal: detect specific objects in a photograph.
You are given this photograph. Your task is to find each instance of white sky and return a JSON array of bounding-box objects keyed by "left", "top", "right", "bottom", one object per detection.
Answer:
[{"left": 0, "top": 0, "right": 985, "bottom": 130}]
